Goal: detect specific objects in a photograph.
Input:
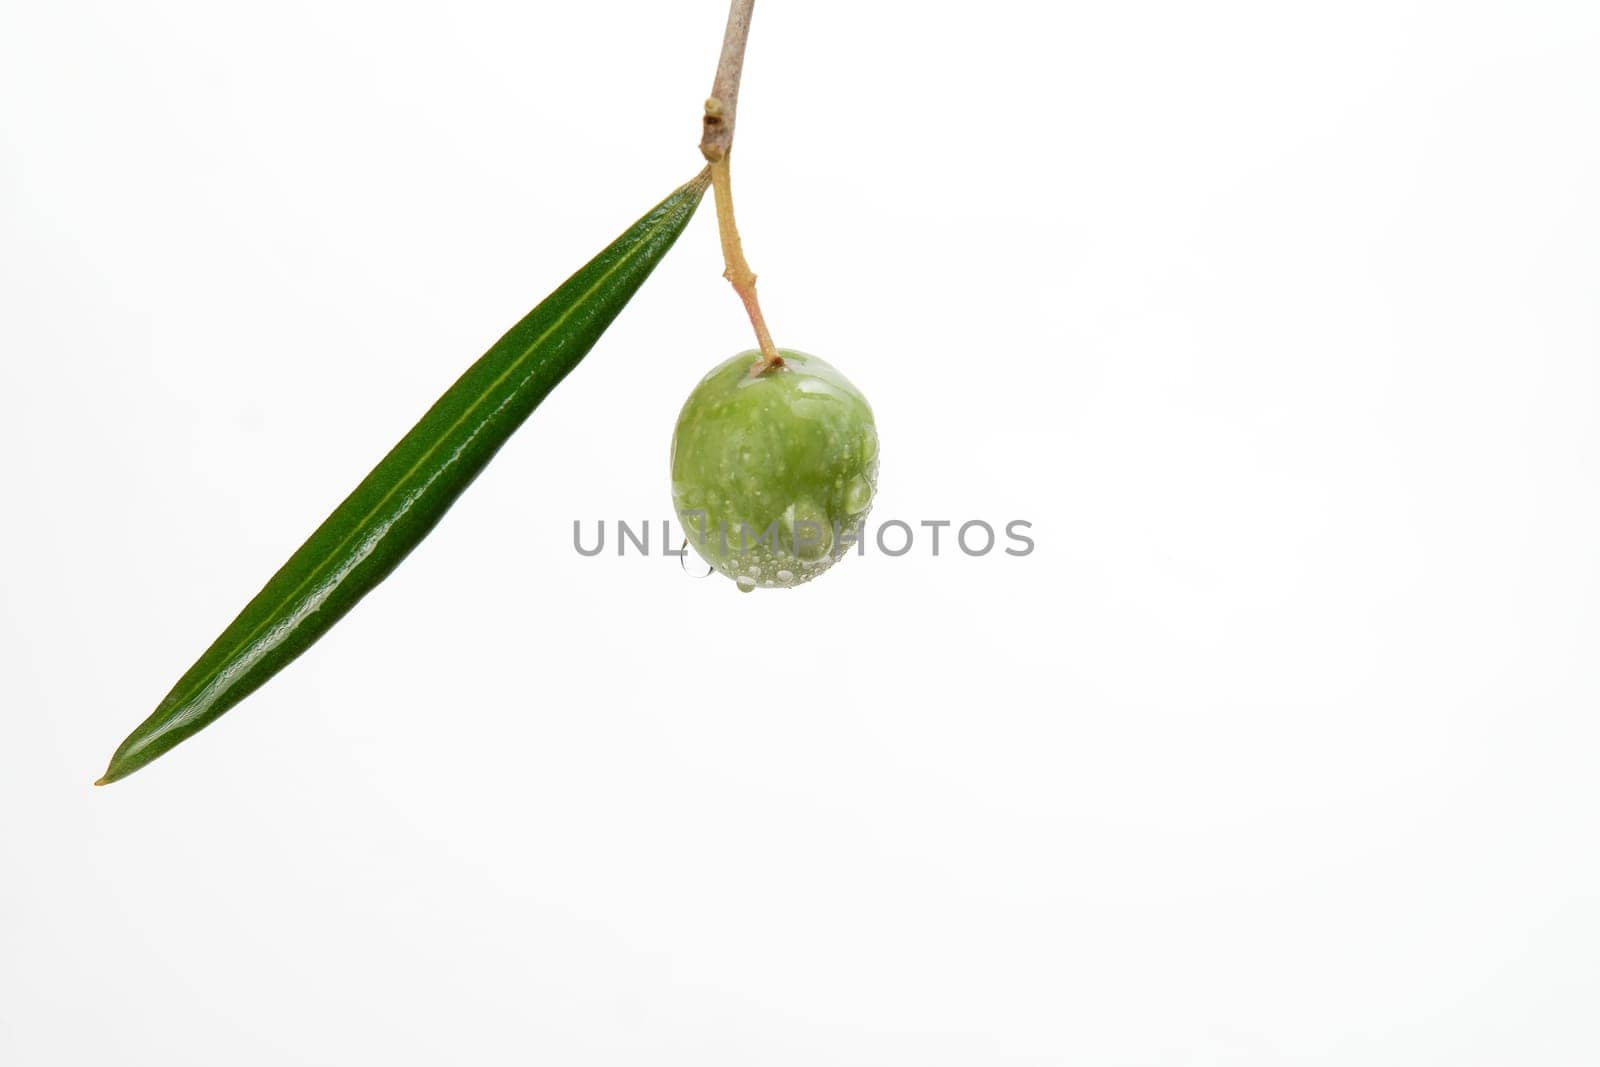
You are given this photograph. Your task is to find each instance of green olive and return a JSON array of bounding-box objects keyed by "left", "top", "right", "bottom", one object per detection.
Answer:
[{"left": 671, "top": 349, "right": 878, "bottom": 590}]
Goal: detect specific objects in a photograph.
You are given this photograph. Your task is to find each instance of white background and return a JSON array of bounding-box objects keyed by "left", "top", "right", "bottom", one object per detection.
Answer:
[{"left": 3, "top": 1, "right": 1599, "bottom": 1063}]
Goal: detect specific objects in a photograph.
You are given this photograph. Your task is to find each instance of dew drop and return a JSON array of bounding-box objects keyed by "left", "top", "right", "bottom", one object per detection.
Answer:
[
  {"left": 679, "top": 540, "right": 714, "bottom": 578},
  {"left": 844, "top": 475, "right": 873, "bottom": 515}
]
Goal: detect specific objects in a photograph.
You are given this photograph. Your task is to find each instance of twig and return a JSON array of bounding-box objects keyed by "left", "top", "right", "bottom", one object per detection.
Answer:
[{"left": 700, "top": 0, "right": 784, "bottom": 375}]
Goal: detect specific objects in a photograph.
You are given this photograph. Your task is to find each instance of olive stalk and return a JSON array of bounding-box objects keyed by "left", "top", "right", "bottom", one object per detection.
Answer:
[{"left": 700, "top": 0, "right": 784, "bottom": 376}]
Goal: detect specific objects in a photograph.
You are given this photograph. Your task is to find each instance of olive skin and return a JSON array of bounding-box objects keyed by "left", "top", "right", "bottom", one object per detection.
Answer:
[{"left": 671, "top": 349, "right": 878, "bottom": 590}]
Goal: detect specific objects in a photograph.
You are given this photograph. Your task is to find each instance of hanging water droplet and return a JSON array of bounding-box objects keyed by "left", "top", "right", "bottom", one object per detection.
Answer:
[
  {"left": 735, "top": 574, "right": 756, "bottom": 592},
  {"left": 679, "top": 539, "right": 714, "bottom": 578}
]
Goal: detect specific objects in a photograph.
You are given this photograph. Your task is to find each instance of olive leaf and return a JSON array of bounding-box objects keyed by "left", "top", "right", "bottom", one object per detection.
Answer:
[{"left": 97, "top": 171, "right": 710, "bottom": 785}]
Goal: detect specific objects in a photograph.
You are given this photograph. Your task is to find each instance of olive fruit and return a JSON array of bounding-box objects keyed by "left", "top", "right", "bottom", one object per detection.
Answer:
[{"left": 671, "top": 349, "right": 877, "bottom": 590}]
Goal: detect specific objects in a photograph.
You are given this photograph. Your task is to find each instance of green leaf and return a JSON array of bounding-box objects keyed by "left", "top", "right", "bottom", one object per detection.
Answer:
[{"left": 97, "top": 171, "right": 710, "bottom": 785}]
